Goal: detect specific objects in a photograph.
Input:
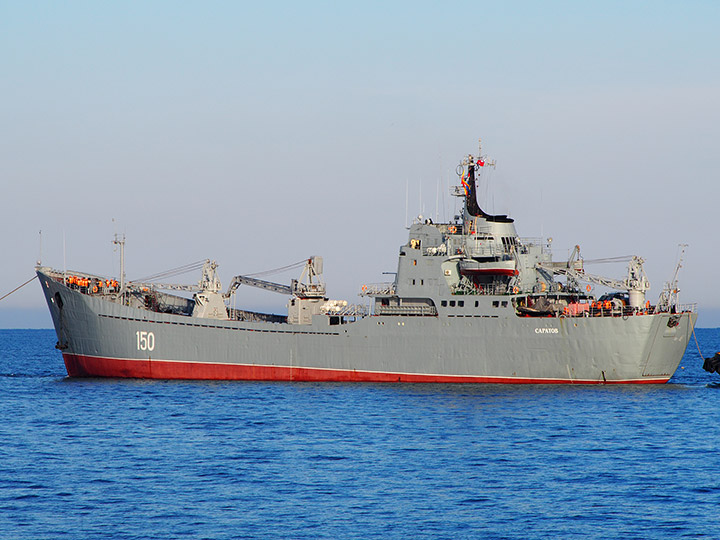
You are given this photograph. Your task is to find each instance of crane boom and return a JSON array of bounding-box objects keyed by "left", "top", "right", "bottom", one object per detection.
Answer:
[
  {"left": 538, "top": 255, "right": 650, "bottom": 309},
  {"left": 545, "top": 266, "right": 627, "bottom": 290},
  {"left": 224, "top": 275, "right": 292, "bottom": 298}
]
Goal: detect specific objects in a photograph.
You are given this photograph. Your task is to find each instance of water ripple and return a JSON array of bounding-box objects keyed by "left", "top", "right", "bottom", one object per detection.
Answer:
[{"left": 1, "top": 329, "right": 720, "bottom": 539}]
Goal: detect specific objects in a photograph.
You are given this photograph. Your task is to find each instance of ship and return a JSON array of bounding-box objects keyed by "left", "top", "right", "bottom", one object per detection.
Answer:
[{"left": 37, "top": 141, "right": 697, "bottom": 383}]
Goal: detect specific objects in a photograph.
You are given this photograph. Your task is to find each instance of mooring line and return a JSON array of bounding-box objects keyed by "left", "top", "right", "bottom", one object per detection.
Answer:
[
  {"left": 691, "top": 323, "right": 704, "bottom": 359},
  {"left": 0, "top": 275, "right": 37, "bottom": 302}
]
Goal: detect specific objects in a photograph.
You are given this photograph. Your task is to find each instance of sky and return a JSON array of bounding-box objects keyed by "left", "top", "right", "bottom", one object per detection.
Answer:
[{"left": 1, "top": 0, "right": 719, "bottom": 327}]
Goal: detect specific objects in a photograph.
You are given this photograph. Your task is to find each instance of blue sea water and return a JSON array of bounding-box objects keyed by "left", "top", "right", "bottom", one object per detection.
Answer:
[{"left": 1, "top": 329, "right": 720, "bottom": 540}]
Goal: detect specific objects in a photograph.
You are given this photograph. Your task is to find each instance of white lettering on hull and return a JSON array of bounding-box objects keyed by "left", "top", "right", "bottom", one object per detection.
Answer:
[{"left": 136, "top": 331, "right": 155, "bottom": 351}]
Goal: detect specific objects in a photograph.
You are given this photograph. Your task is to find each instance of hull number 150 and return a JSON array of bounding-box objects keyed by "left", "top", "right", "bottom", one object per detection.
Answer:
[{"left": 136, "top": 331, "right": 155, "bottom": 351}]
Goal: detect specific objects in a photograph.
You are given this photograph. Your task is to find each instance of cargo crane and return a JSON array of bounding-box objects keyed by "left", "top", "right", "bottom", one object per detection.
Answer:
[
  {"left": 656, "top": 244, "right": 687, "bottom": 313},
  {"left": 132, "top": 257, "right": 325, "bottom": 298},
  {"left": 223, "top": 275, "right": 293, "bottom": 297},
  {"left": 223, "top": 256, "right": 325, "bottom": 299},
  {"left": 538, "top": 246, "right": 651, "bottom": 310}
]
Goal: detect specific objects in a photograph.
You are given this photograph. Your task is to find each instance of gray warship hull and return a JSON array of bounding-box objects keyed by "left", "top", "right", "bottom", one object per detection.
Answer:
[
  {"left": 38, "top": 141, "right": 697, "bottom": 383},
  {"left": 38, "top": 270, "right": 695, "bottom": 383}
]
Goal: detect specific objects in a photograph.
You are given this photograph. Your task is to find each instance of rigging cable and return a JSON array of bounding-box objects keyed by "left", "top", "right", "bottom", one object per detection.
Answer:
[
  {"left": 130, "top": 258, "right": 309, "bottom": 286},
  {"left": 244, "top": 259, "right": 308, "bottom": 278},
  {"left": 583, "top": 256, "right": 633, "bottom": 264},
  {"left": 0, "top": 275, "right": 37, "bottom": 303},
  {"left": 131, "top": 260, "right": 207, "bottom": 283}
]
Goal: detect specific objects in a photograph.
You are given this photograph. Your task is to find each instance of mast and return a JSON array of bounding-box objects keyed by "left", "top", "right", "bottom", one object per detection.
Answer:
[
  {"left": 456, "top": 139, "right": 510, "bottom": 224},
  {"left": 113, "top": 234, "right": 126, "bottom": 293},
  {"left": 464, "top": 157, "right": 483, "bottom": 217}
]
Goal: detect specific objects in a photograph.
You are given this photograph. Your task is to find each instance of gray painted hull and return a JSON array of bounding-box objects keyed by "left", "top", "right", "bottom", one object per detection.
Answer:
[{"left": 38, "top": 270, "right": 695, "bottom": 383}]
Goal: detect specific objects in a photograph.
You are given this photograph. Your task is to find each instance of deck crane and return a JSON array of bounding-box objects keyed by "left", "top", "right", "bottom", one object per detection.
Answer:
[
  {"left": 129, "top": 257, "right": 364, "bottom": 322},
  {"left": 656, "top": 244, "right": 687, "bottom": 313},
  {"left": 223, "top": 275, "right": 292, "bottom": 297},
  {"left": 538, "top": 246, "right": 651, "bottom": 310},
  {"left": 223, "top": 257, "right": 325, "bottom": 299}
]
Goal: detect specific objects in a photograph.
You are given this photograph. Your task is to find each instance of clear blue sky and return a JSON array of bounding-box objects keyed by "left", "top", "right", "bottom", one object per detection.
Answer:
[{"left": 2, "top": 0, "right": 719, "bottom": 327}]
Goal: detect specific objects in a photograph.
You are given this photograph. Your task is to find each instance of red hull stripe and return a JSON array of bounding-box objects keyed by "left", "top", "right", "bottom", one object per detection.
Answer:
[{"left": 62, "top": 353, "right": 669, "bottom": 384}]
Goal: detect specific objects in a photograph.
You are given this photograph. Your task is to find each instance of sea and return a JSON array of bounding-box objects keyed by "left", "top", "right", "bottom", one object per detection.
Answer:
[{"left": 1, "top": 329, "right": 719, "bottom": 540}]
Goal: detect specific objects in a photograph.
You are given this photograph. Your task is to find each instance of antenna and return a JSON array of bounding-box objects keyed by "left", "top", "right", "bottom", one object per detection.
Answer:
[
  {"left": 405, "top": 178, "right": 409, "bottom": 229},
  {"left": 419, "top": 180, "right": 423, "bottom": 217},
  {"left": 113, "top": 233, "right": 126, "bottom": 292},
  {"left": 36, "top": 230, "right": 42, "bottom": 267}
]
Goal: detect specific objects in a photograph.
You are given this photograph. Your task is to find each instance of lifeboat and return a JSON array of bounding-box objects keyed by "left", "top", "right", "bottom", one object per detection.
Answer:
[{"left": 458, "top": 257, "right": 518, "bottom": 276}]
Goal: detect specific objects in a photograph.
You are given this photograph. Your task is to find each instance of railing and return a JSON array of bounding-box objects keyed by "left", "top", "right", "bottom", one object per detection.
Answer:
[
  {"left": 451, "top": 280, "right": 514, "bottom": 296},
  {"left": 424, "top": 245, "right": 448, "bottom": 256},
  {"left": 517, "top": 237, "right": 551, "bottom": 254},
  {"left": 321, "top": 303, "right": 369, "bottom": 317},
  {"left": 464, "top": 244, "right": 509, "bottom": 258},
  {"left": 375, "top": 305, "right": 438, "bottom": 317},
  {"left": 359, "top": 282, "right": 396, "bottom": 296},
  {"left": 586, "top": 306, "right": 648, "bottom": 318},
  {"left": 516, "top": 302, "right": 697, "bottom": 319},
  {"left": 229, "top": 308, "right": 287, "bottom": 324},
  {"left": 52, "top": 270, "right": 122, "bottom": 295}
]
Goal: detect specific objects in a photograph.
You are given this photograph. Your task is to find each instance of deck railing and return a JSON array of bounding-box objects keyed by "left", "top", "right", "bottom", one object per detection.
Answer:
[
  {"left": 359, "top": 282, "right": 396, "bottom": 296},
  {"left": 375, "top": 305, "right": 438, "bottom": 317}
]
